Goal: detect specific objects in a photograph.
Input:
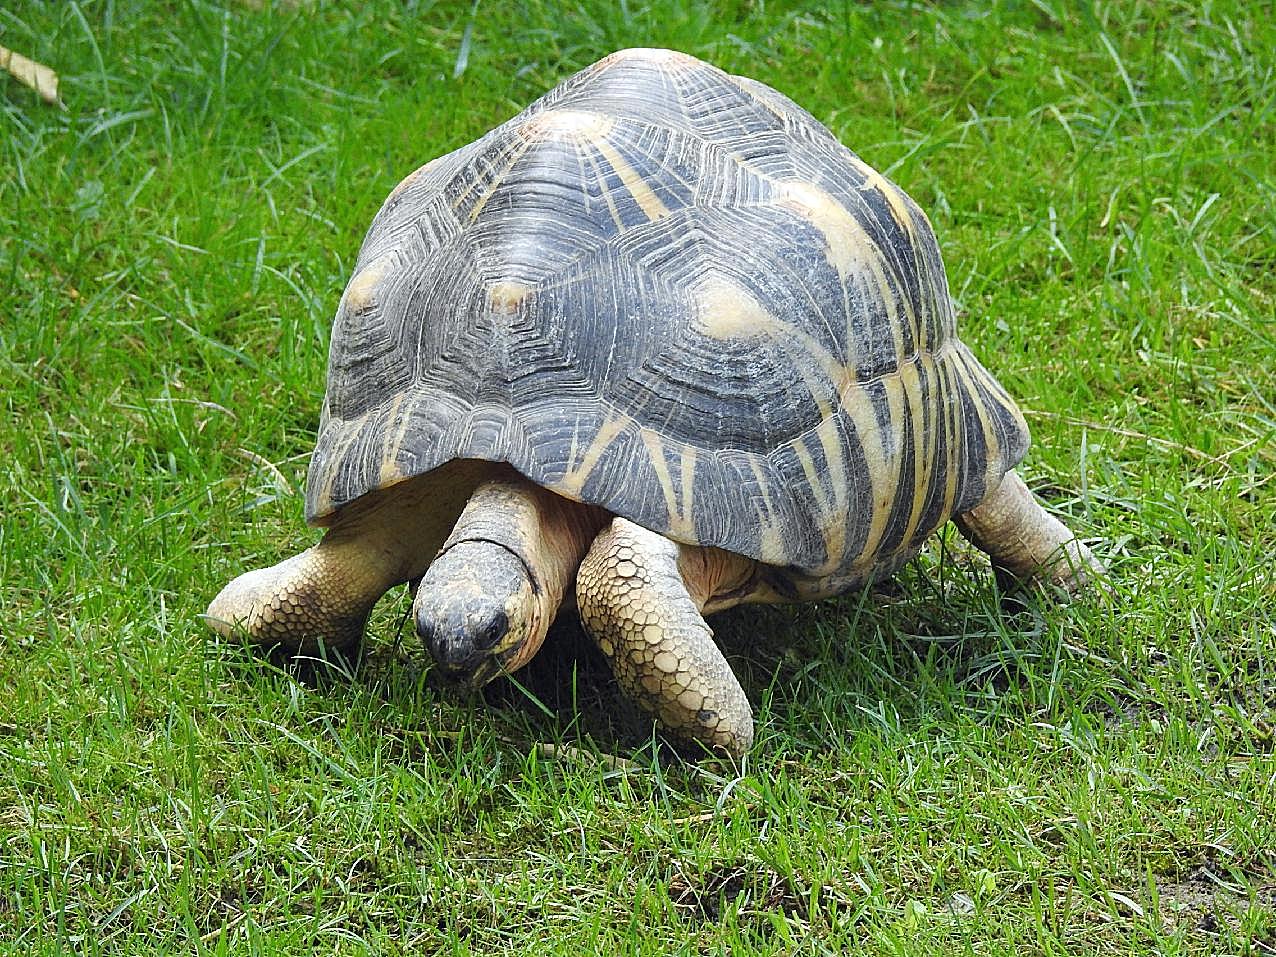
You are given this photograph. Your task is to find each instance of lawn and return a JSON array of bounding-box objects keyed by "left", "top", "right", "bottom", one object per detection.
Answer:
[{"left": 1, "top": 0, "right": 1273, "bottom": 953}]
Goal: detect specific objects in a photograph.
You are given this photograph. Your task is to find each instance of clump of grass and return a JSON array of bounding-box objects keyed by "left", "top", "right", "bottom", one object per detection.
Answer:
[{"left": 1, "top": 1, "right": 1272, "bottom": 953}]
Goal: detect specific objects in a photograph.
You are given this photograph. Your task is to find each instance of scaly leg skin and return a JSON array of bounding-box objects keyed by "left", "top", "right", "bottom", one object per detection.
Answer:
[
  {"left": 205, "top": 460, "right": 488, "bottom": 655},
  {"left": 575, "top": 517, "right": 760, "bottom": 758},
  {"left": 955, "top": 469, "right": 1105, "bottom": 596}
]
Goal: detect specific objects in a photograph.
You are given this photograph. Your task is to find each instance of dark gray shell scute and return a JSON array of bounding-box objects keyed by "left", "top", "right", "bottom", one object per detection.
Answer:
[{"left": 307, "top": 49, "right": 1028, "bottom": 579}]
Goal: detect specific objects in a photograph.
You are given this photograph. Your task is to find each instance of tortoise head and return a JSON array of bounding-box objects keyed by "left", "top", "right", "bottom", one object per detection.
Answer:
[{"left": 414, "top": 540, "right": 545, "bottom": 687}]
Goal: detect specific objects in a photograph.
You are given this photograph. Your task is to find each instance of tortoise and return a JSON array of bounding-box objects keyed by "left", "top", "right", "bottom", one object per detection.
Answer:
[{"left": 206, "top": 48, "right": 1103, "bottom": 757}]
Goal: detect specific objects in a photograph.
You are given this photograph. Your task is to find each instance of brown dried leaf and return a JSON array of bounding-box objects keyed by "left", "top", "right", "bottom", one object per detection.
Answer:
[{"left": 0, "top": 45, "right": 61, "bottom": 107}]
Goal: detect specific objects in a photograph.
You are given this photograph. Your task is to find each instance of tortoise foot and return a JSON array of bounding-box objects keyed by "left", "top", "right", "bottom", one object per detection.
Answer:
[
  {"left": 957, "top": 470, "right": 1106, "bottom": 597},
  {"left": 205, "top": 549, "right": 374, "bottom": 655}
]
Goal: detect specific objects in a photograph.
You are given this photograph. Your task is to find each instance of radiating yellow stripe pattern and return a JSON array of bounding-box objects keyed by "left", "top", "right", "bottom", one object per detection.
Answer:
[{"left": 307, "top": 48, "right": 1031, "bottom": 590}]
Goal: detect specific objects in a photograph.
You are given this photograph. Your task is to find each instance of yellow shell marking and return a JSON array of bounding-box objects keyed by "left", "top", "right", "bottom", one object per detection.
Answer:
[
  {"left": 745, "top": 456, "right": 788, "bottom": 563},
  {"left": 593, "top": 136, "right": 671, "bottom": 222},
  {"left": 694, "top": 274, "right": 775, "bottom": 339},
  {"left": 693, "top": 275, "right": 844, "bottom": 408},
  {"left": 759, "top": 523, "right": 787, "bottom": 563},
  {"left": 640, "top": 428, "right": 695, "bottom": 540},
  {"left": 895, "top": 358, "right": 932, "bottom": 548},
  {"left": 859, "top": 165, "right": 916, "bottom": 237},
  {"left": 313, "top": 405, "right": 372, "bottom": 519},
  {"left": 454, "top": 137, "right": 534, "bottom": 223},
  {"left": 576, "top": 146, "right": 628, "bottom": 234},
  {"left": 778, "top": 182, "right": 886, "bottom": 282},
  {"left": 777, "top": 180, "right": 905, "bottom": 364},
  {"left": 953, "top": 348, "right": 1001, "bottom": 488},
  {"left": 679, "top": 446, "right": 697, "bottom": 536},
  {"left": 956, "top": 345, "right": 1029, "bottom": 491},
  {"left": 810, "top": 416, "right": 851, "bottom": 570},
  {"left": 487, "top": 280, "right": 532, "bottom": 315},
  {"left": 962, "top": 345, "right": 1028, "bottom": 438},
  {"left": 604, "top": 48, "right": 699, "bottom": 68},
  {"left": 387, "top": 154, "right": 444, "bottom": 201},
  {"left": 695, "top": 274, "right": 853, "bottom": 450},
  {"left": 343, "top": 255, "right": 393, "bottom": 313},
  {"left": 523, "top": 109, "right": 615, "bottom": 140},
  {"left": 937, "top": 356, "right": 962, "bottom": 524},
  {"left": 529, "top": 107, "right": 674, "bottom": 227},
  {"left": 790, "top": 439, "right": 824, "bottom": 514},
  {"left": 836, "top": 367, "right": 907, "bottom": 575},
  {"left": 560, "top": 415, "right": 631, "bottom": 497},
  {"left": 377, "top": 392, "right": 408, "bottom": 486}
]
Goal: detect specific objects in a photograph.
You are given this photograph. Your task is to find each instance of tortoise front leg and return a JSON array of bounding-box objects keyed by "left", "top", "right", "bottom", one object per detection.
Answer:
[
  {"left": 575, "top": 518, "right": 759, "bottom": 757},
  {"left": 205, "top": 461, "right": 486, "bottom": 655},
  {"left": 955, "top": 469, "right": 1105, "bottom": 595},
  {"left": 205, "top": 538, "right": 386, "bottom": 654}
]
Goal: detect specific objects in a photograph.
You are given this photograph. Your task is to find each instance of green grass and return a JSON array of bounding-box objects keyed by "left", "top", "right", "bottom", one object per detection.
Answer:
[{"left": 2, "top": 0, "right": 1273, "bottom": 952}]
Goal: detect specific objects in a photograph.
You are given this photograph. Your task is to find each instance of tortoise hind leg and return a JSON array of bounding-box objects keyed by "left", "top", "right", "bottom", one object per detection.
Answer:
[
  {"left": 955, "top": 470, "right": 1105, "bottom": 596},
  {"left": 575, "top": 518, "right": 761, "bottom": 757}
]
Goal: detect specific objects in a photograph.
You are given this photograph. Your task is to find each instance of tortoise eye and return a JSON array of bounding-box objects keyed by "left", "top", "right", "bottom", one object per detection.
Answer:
[{"left": 473, "top": 609, "right": 510, "bottom": 652}]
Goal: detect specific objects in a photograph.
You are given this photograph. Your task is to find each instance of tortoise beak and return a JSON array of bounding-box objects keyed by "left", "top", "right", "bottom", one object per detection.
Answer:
[
  {"left": 434, "top": 640, "right": 523, "bottom": 691},
  {"left": 459, "top": 655, "right": 505, "bottom": 690}
]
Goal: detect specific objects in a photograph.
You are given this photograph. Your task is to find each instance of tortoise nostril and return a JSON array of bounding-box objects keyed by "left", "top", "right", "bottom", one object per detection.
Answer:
[{"left": 429, "top": 638, "right": 470, "bottom": 671}]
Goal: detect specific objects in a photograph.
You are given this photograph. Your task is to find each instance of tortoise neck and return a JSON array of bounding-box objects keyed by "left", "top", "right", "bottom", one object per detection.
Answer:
[
  {"left": 440, "top": 470, "right": 608, "bottom": 612},
  {"left": 421, "top": 469, "right": 608, "bottom": 673}
]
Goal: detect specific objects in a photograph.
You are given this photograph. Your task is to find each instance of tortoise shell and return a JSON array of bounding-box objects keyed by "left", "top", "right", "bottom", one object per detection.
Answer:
[{"left": 306, "top": 48, "right": 1029, "bottom": 585}]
